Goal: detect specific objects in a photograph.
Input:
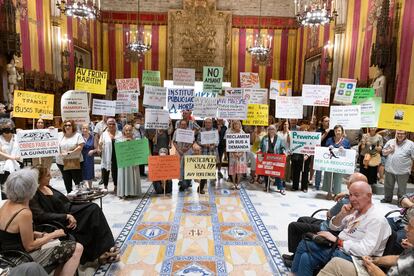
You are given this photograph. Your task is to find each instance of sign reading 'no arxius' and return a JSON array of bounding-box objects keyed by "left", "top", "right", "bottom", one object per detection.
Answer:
[
  {"left": 226, "top": 133, "right": 250, "bottom": 152},
  {"left": 203, "top": 66, "right": 223, "bottom": 94},
  {"left": 168, "top": 88, "right": 194, "bottom": 114},
  {"left": 193, "top": 97, "right": 218, "bottom": 118},
  {"left": 313, "top": 146, "right": 356, "bottom": 174},
  {"left": 217, "top": 97, "right": 248, "bottom": 120},
  {"left": 16, "top": 129, "right": 59, "bottom": 158},
  {"left": 290, "top": 131, "right": 321, "bottom": 155},
  {"left": 184, "top": 155, "right": 216, "bottom": 179}
]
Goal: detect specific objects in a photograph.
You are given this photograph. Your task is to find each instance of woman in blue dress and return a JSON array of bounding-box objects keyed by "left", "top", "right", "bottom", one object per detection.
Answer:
[{"left": 81, "top": 124, "right": 96, "bottom": 188}]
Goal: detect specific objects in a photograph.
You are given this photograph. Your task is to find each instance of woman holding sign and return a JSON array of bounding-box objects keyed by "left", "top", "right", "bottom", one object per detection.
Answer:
[
  {"left": 227, "top": 120, "right": 247, "bottom": 190},
  {"left": 173, "top": 120, "right": 193, "bottom": 192},
  {"left": 116, "top": 124, "right": 142, "bottom": 198}
]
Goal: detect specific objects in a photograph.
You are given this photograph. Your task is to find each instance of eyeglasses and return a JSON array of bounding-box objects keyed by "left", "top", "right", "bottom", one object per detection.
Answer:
[
  {"left": 0, "top": 128, "right": 14, "bottom": 134},
  {"left": 64, "top": 124, "right": 72, "bottom": 127}
]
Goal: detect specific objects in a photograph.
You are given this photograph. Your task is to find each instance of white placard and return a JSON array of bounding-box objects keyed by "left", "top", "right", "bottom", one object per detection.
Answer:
[
  {"left": 175, "top": 129, "right": 194, "bottom": 144},
  {"left": 61, "top": 90, "right": 90, "bottom": 125},
  {"left": 116, "top": 92, "right": 139, "bottom": 114},
  {"left": 291, "top": 131, "right": 321, "bottom": 155},
  {"left": 240, "top": 72, "right": 260, "bottom": 88},
  {"left": 145, "top": 109, "right": 170, "bottom": 129},
  {"left": 313, "top": 146, "right": 356, "bottom": 174},
  {"left": 173, "top": 68, "right": 195, "bottom": 86},
  {"left": 243, "top": 88, "right": 268, "bottom": 104},
  {"left": 275, "top": 96, "right": 303, "bottom": 119},
  {"left": 217, "top": 97, "right": 248, "bottom": 120},
  {"left": 16, "top": 129, "right": 59, "bottom": 158},
  {"left": 168, "top": 88, "right": 194, "bottom": 114},
  {"left": 226, "top": 133, "right": 251, "bottom": 152},
  {"left": 193, "top": 97, "right": 218, "bottom": 118},
  {"left": 115, "top": 78, "right": 140, "bottom": 94},
  {"left": 200, "top": 130, "right": 219, "bottom": 145},
  {"left": 302, "top": 84, "right": 331, "bottom": 107},
  {"left": 329, "top": 105, "right": 361, "bottom": 130},
  {"left": 143, "top": 85, "right": 167, "bottom": 107},
  {"left": 333, "top": 78, "right": 357, "bottom": 104},
  {"left": 224, "top": 88, "right": 244, "bottom": 98},
  {"left": 92, "top": 99, "right": 116, "bottom": 116}
]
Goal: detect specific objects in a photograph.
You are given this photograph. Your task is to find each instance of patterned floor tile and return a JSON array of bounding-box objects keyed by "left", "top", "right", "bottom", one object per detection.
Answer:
[{"left": 132, "top": 223, "right": 171, "bottom": 241}]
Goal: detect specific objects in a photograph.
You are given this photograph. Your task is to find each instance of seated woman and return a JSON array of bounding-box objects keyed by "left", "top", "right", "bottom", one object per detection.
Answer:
[
  {"left": 29, "top": 167, "right": 119, "bottom": 265},
  {"left": 0, "top": 168, "right": 83, "bottom": 275}
]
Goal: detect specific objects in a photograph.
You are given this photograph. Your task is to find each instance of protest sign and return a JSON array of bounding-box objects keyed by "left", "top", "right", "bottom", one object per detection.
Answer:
[
  {"left": 224, "top": 88, "right": 244, "bottom": 98},
  {"left": 243, "top": 104, "right": 268, "bottom": 126},
  {"left": 92, "top": 99, "right": 116, "bottom": 116},
  {"left": 243, "top": 88, "right": 268, "bottom": 104},
  {"left": 217, "top": 97, "right": 248, "bottom": 120},
  {"left": 168, "top": 88, "right": 194, "bottom": 113},
  {"left": 184, "top": 155, "right": 216, "bottom": 179},
  {"left": 148, "top": 155, "right": 181, "bottom": 181},
  {"left": 313, "top": 146, "right": 356, "bottom": 174},
  {"left": 226, "top": 133, "right": 250, "bottom": 152},
  {"left": 356, "top": 97, "right": 381, "bottom": 128},
  {"left": 240, "top": 72, "right": 260, "bottom": 88},
  {"left": 329, "top": 105, "right": 361, "bottom": 130},
  {"left": 116, "top": 92, "right": 139, "bottom": 114},
  {"left": 378, "top": 103, "right": 414, "bottom": 132},
  {"left": 275, "top": 96, "right": 303, "bottom": 119},
  {"left": 74, "top": 67, "right": 107, "bottom": 95},
  {"left": 255, "top": 153, "right": 286, "bottom": 178},
  {"left": 269, "top": 80, "right": 292, "bottom": 99},
  {"left": 290, "top": 131, "right": 321, "bottom": 155},
  {"left": 16, "top": 128, "right": 59, "bottom": 158},
  {"left": 173, "top": 68, "right": 195, "bottom": 86},
  {"left": 142, "top": 70, "right": 161, "bottom": 86},
  {"left": 115, "top": 78, "right": 140, "bottom": 94},
  {"left": 352, "top": 88, "right": 375, "bottom": 105},
  {"left": 203, "top": 66, "right": 223, "bottom": 93},
  {"left": 193, "top": 97, "right": 218, "bottom": 118},
  {"left": 61, "top": 90, "right": 89, "bottom": 124},
  {"left": 333, "top": 78, "right": 357, "bottom": 104},
  {"left": 143, "top": 85, "right": 167, "bottom": 107},
  {"left": 115, "top": 139, "right": 150, "bottom": 168},
  {"left": 175, "top": 129, "right": 194, "bottom": 144},
  {"left": 144, "top": 109, "right": 170, "bottom": 129},
  {"left": 200, "top": 130, "right": 219, "bottom": 145},
  {"left": 302, "top": 84, "right": 331, "bottom": 107},
  {"left": 13, "top": 90, "right": 54, "bottom": 119}
]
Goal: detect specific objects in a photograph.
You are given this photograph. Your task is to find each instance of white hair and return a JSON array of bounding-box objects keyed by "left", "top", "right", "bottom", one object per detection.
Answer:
[{"left": 5, "top": 168, "right": 39, "bottom": 203}]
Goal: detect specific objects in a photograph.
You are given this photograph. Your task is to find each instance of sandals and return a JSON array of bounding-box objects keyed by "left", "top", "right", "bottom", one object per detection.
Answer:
[
  {"left": 107, "top": 253, "right": 120, "bottom": 263},
  {"left": 99, "top": 247, "right": 120, "bottom": 264}
]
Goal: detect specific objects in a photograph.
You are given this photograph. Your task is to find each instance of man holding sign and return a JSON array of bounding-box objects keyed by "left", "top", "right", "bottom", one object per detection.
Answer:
[{"left": 173, "top": 120, "right": 194, "bottom": 192}]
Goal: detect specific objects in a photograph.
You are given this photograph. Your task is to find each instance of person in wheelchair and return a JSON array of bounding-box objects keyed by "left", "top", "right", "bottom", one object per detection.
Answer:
[{"left": 0, "top": 168, "right": 82, "bottom": 275}]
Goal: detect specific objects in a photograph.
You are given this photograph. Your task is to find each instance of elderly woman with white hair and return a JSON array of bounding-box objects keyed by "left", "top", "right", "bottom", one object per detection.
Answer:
[
  {"left": 0, "top": 168, "right": 83, "bottom": 275},
  {"left": 0, "top": 118, "right": 21, "bottom": 192}
]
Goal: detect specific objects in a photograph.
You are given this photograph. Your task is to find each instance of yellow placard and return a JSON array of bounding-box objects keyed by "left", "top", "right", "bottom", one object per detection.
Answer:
[
  {"left": 74, "top": 67, "right": 108, "bottom": 95},
  {"left": 13, "top": 90, "right": 54, "bottom": 119},
  {"left": 242, "top": 104, "right": 269, "bottom": 126},
  {"left": 378, "top": 104, "right": 414, "bottom": 132},
  {"left": 184, "top": 155, "right": 216, "bottom": 180}
]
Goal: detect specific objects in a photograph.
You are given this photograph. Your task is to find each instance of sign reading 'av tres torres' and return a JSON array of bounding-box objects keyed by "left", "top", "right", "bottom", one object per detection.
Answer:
[{"left": 74, "top": 67, "right": 108, "bottom": 95}]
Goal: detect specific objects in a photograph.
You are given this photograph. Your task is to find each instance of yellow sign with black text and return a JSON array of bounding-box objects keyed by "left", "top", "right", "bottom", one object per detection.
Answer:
[
  {"left": 13, "top": 90, "right": 54, "bottom": 119},
  {"left": 74, "top": 67, "right": 108, "bottom": 95},
  {"left": 243, "top": 104, "right": 269, "bottom": 126},
  {"left": 378, "top": 103, "right": 414, "bottom": 132}
]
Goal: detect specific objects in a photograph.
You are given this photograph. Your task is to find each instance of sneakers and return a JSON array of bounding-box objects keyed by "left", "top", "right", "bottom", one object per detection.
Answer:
[
  {"left": 282, "top": 254, "right": 294, "bottom": 268},
  {"left": 380, "top": 199, "right": 392, "bottom": 203},
  {"left": 218, "top": 171, "right": 224, "bottom": 179}
]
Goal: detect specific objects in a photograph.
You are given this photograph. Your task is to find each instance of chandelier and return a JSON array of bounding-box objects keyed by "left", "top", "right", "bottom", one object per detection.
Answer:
[
  {"left": 56, "top": 0, "right": 100, "bottom": 20},
  {"left": 294, "top": 0, "right": 337, "bottom": 27},
  {"left": 246, "top": 0, "right": 273, "bottom": 66},
  {"left": 125, "top": 0, "right": 151, "bottom": 61}
]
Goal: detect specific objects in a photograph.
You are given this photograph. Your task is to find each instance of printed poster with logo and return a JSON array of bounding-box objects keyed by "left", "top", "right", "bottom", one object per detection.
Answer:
[
  {"left": 333, "top": 78, "right": 357, "bottom": 104},
  {"left": 173, "top": 68, "right": 195, "bottom": 86},
  {"left": 329, "top": 105, "right": 361, "bottom": 130},
  {"left": 116, "top": 92, "right": 139, "bottom": 114},
  {"left": 240, "top": 72, "right": 260, "bottom": 88},
  {"left": 74, "top": 67, "right": 107, "bottom": 95},
  {"left": 313, "top": 146, "right": 356, "bottom": 174},
  {"left": 275, "top": 96, "right": 303, "bottom": 119},
  {"left": 269, "top": 80, "right": 292, "bottom": 99},
  {"left": 255, "top": 153, "right": 286, "bottom": 178},
  {"left": 217, "top": 97, "right": 248, "bottom": 120},
  {"left": 243, "top": 104, "right": 268, "bottom": 126},
  {"left": 355, "top": 97, "right": 382, "bottom": 128},
  {"left": 184, "top": 156, "right": 216, "bottom": 180},
  {"left": 352, "top": 88, "right": 375, "bottom": 105},
  {"left": 142, "top": 70, "right": 161, "bottom": 86},
  {"left": 302, "top": 84, "right": 331, "bottom": 107},
  {"left": 13, "top": 90, "right": 54, "bottom": 119},
  {"left": 115, "top": 78, "right": 140, "bottom": 94},
  {"left": 243, "top": 88, "right": 268, "bottom": 104},
  {"left": 143, "top": 86, "right": 167, "bottom": 107},
  {"left": 290, "top": 131, "right": 321, "bottom": 155},
  {"left": 203, "top": 66, "right": 223, "bottom": 94},
  {"left": 167, "top": 88, "right": 194, "bottom": 114},
  {"left": 61, "top": 90, "right": 90, "bottom": 125},
  {"left": 16, "top": 128, "right": 59, "bottom": 158},
  {"left": 378, "top": 104, "right": 414, "bottom": 132},
  {"left": 193, "top": 97, "right": 218, "bottom": 118},
  {"left": 224, "top": 88, "right": 244, "bottom": 98}
]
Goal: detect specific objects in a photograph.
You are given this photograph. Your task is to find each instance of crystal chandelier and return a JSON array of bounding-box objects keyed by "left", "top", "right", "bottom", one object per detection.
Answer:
[
  {"left": 246, "top": 0, "right": 273, "bottom": 66},
  {"left": 294, "top": 0, "right": 337, "bottom": 27},
  {"left": 56, "top": 0, "right": 100, "bottom": 20},
  {"left": 125, "top": 0, "right": 151, "bottom": 61}
]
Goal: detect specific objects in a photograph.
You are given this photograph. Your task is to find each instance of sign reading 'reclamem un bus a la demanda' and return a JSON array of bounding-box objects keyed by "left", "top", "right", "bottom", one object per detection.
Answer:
[{"left": 75, "top": 67, "right": 108, "bottom": 95}]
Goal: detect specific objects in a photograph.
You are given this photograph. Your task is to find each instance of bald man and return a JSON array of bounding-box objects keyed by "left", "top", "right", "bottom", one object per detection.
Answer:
[
  {"left": 283, "top": 173, "right": 368, "bottom": 266},
  {"left": 291, "top": 181, "right": 392, "bottom": 276}
]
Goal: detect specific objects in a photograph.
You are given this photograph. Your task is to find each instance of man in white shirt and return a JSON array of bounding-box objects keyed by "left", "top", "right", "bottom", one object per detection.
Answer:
[{"left": 290, "top": 181, "right": 391, "bottom": 276}]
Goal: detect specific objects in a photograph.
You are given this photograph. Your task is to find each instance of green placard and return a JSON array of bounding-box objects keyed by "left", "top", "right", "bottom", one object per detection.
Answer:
[
  {"left": 203, "top": 66, "right": 223, "bottom": 93},
  {"left": 142, "top": 70, "right": 161, "bottom": 87},
  {"left": 115, "top": 138, "right": 150, "bottom": 168},
  {"left": 352, "top": 88, "right": 375, "bottom": 104}
]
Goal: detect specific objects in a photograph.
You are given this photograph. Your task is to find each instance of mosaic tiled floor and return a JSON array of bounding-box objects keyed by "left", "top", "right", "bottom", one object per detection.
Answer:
[{"left": 94, "top": 182, "right": 289, "bottom": 276}]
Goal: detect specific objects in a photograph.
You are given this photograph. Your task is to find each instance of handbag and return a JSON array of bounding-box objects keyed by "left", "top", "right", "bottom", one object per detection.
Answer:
[
  {"left": 368, "top": 153, "right": 381, "bottom": 167},
  {"left": 63, "top": 159, "right": 80, "bottom": 170}
]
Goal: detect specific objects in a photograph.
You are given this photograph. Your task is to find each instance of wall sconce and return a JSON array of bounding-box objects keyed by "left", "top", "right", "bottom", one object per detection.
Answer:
[{"left": 324, "top": 40, "right": 334, "bottom": 63}]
